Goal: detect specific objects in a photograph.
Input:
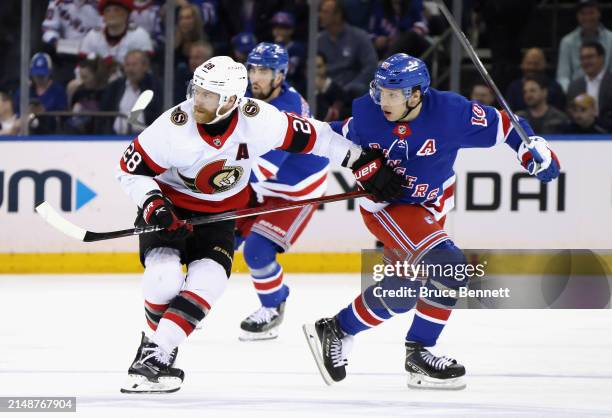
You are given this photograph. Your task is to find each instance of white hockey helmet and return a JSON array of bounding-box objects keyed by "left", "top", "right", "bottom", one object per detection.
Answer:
[{"left": 189, "top": 56, "right": 248, "bottom": 124}]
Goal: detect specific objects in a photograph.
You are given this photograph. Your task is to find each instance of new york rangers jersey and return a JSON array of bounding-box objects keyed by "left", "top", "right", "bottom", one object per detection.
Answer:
[
  {"left": 332, "top": 88, "right": 534, "bottom": 219},
  {"left": 247, "top": 82, "right": 330, "bottom": 201},
  {"left": 42, "top": 0, "right": 102, "bottom": 45},
  {"left": 117, "top": 97, "right": 361, "bottom": 213},
  {"left": 79, "top": 23, "right": 154, "bottom": 63}
]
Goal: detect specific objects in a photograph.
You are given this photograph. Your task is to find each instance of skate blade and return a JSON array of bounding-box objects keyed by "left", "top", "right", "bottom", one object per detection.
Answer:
[
  {"left": 407, "top": 373, "right": 466, "bottom": 390},
  {"left": 302, "top": 324, "right": 334, "bottom": 386},
  {"left": 239, "top": 328, "right": 279, "bottom": 341},
  {"left": 120, "top": 374, "right": 182, "bottom": 394}
]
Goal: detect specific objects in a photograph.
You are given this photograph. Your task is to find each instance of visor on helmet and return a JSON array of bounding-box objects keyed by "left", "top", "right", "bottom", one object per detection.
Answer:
[
  {"left": 369, "top": 80, "right": 415, "bottom": 106},
  {"left": 187, "top": 81, "right": 222, "bottom": 109}
]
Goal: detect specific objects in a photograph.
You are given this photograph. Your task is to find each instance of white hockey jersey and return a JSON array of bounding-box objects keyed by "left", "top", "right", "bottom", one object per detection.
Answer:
[
  {"left": 42, "top": 0, "right": 102, "bottom": 45},
  {"left": 117, "top": 98, "right": 362, "bottom": 213},
  {"left": 79, "top": 23, "right": 154, "bottom": 63}
]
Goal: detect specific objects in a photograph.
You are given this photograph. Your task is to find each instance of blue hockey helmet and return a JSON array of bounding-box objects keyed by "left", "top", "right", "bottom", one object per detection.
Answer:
[
  {"left": 370, "top": 53, "right": 430, "bottom": 105},
  {"left": 246, "top": 42, "right": 289, "bottom": 76}
]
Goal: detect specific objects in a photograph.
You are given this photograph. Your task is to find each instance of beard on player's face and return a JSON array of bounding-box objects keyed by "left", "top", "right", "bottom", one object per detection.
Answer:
[
  {"left": 194, "top": 106, "right": 217, "bottom": 124},
  {"left": 250, "top": 79, "right": 274, "bottom": 100}
]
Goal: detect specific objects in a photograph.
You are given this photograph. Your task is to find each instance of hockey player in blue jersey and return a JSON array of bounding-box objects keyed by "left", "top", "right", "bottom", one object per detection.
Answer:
[
  {"left": 303, "top": 53, "right": 561, "bottom": 389},
  {"left": 236, "top": 43, "right": 331, "bottom": 340}
]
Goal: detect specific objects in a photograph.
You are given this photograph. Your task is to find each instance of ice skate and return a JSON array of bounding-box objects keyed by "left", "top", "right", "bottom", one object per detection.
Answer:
[
  {"left": 121, "top": 332, "right": 184, "bottom": 394},
  {"left": 404, "top": 341, "right": 466, "bottom": 390},
  {"left": 302, "top": 317, "right": 353, "bottom": 385},
  {"left": 239, "top": 301, "right": 286, "bottom": 341}
]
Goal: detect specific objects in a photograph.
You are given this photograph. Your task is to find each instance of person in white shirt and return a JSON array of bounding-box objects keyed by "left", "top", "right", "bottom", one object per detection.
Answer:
[
  {"left": 567, "top": 41, "right": 612, "bottom": 131},
  {"left": 0, "top": 91, "right": 19, "bottom": 135}
]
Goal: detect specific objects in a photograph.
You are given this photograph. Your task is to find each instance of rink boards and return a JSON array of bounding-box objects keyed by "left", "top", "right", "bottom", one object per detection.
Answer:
[{"left": 0, "top": 136, "right": 611, "bottom": 272}]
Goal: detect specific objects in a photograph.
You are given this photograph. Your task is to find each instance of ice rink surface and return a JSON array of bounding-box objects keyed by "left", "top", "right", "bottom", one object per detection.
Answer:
[{"left": 1, "top": 273, "right": 611, "bottom": 418}]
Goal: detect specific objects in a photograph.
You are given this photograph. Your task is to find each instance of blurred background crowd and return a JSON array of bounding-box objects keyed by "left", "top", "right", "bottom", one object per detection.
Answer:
[{"left": 0, "top": 0, "right": 611, "bottom": 136}]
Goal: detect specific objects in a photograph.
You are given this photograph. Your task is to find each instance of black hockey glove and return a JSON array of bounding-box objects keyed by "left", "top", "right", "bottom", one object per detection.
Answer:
[
  {"left": 351, "top": 148, "right": 404, "bottom": 202},
  {"left": 142, "top": 193, "right": 193, "bottom": 241}
]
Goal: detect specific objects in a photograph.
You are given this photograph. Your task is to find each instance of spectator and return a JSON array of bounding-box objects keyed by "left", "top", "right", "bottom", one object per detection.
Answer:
[
  {"left": 470, "top": 83, "right": 495, "bottom": 106},
  {"left": 567, "top": 93, "right": 608, "bottom": 134},
  {"left": 129, "top": 0, "right": 162, "bottom": 47},
  {"left": 174, "top": 40, "right": 214, "bottom": 104},
  {"left": 369, "top": 0, "right": 429, "bottom": 59},
  {"left": 0, "top": 91, "right": 19, "bottom": 135},
  {"left": 14, "top": 53, "right": 67, "bottom": 134},
  {"left": 270, "top": 11, "right": 306, "bottom": 93},
  {"left": 557, "top": 0, "right": 612, "bottom": 92},
  {"left": 66, "top": 58, "right": 110, "bottom": 134},
  {"left": 506, "top": 48, "right": 566, "bottom": 111},
  {"left": 99, "top": 50, "right": 162, "bottom": 134},
  {"left": 318, "top": 0, "right": 378, "bottom": 98},
  {"left": 42, "top": 0, "right": 101, "bottom": 53},
  {"left": 567, "top": 41, "right": 612, "bottom": 131},
  {"left": 79, "top": 0, "right": 154, "bottom": 71},
  {"left": 232, "top": 32, "right": 257, "bottom": 64},
  {"left": 175, "top": 4, "right": 206, "bottom": 68},
  {"left": 315, "top": 53, "right": 350, "bottom": 122},
  {"left": 516, "top": 74, "right": 569, "bottom": 134}
]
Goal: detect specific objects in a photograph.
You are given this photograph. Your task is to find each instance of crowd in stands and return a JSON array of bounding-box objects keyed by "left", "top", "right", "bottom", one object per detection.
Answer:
[{"left": 0, "top": 0, "right": 611, "bottom": 135}]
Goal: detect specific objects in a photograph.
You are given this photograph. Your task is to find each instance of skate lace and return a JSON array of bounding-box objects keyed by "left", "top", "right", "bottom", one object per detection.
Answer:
[
  {"left": 421, "top": 351, "right": 455, "bottom": 370},
  {"left": 330, "top": 337, "right": 347, "bottom": 368},
  {"left": 141, "top": 346, "right": 171, "bottom": 366},
  {"left": 247, "top": 306, "right": 278, "bottom": 324}
]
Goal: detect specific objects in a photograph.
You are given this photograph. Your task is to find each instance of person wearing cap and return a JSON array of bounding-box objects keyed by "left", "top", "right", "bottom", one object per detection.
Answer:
[
  {"left": 270, "top": 11, "right": 306, "bottom": 93},
  {"left": 231, "top": 32, "right": 257, "bottom": 64},
  {"left": 13, "top": 52, "right": 67, "bottom": 134},
  {"left": 79, "top": 0, "right": 153, "bottom": 68},
  {"left": 556, "top": 0, "right": 612, "bottom": 92}
]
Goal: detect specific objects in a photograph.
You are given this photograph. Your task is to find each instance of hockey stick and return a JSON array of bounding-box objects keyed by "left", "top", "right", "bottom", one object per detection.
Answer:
[
  {"left": 35, "top": 190, "right": 369, "bottom": 242},
  {"left": 434, "top": 0, "right": 543, "bottom": 172},
  {"left": 126, "top": 90, "right": 154, "bottom": 130}
]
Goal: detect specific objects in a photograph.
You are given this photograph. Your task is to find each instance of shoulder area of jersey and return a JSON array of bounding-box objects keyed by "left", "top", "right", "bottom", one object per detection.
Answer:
[
  {"left": 238, "top": 97, "right": 279, "bottom": 119},
  {"left": 163, "top": 100, "right": 193, "bottom": 127}
]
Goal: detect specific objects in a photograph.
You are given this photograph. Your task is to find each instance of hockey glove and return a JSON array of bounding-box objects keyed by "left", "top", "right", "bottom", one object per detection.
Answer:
[
  {"left": 517, "top": 136, "right": 560, "bottom": 183},
  {"left": 352, "top": 148, "right": 404, "bottom": 201},
  {"left": 142, "top": 193, "right": 193, "bottom": 241}
]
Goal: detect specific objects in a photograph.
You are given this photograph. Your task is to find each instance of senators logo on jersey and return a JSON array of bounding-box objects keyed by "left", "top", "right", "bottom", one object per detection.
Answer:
[
  {"left": 179, "top": 160, "right": 244, "bottom": 194},
  {"left": 171, "top": 106, "right": 188, "bottom": 125}
]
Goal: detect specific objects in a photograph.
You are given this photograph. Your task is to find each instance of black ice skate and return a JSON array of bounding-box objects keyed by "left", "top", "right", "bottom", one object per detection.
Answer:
[
  {"left": 302, "top": 317, "right": 353, "bottom": 385},
  {"left": 120, "top": 332, "right": 184, "bottom": 394},
  {"left": 239, "top": 301, "right": 286, "bottom": 341},
  {"left": 404, "top": 341, "right": 466, "bottom": 390}
]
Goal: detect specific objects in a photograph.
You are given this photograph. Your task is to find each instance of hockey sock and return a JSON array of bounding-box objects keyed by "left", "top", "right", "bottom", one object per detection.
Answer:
[
  {"left": 152, "top": 290, "right": 211, "bottom": 353},
  {"left": 144, "top": 300, "right": 169, "bottom": 331},
  {"left": 244, "top": 232, "right": 289, "bottom": 308},
  {"left": 337, "top": 274, "right": 419, "bottom": 336}
]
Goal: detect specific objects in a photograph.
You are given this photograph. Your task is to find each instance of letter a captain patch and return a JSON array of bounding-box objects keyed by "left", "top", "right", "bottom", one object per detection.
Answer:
[
  {"left": 416, "top": 139, "right": 437, "bottom": 156},
  {"left": 236, "top": 143, "right": 249, "bottom": 160}
]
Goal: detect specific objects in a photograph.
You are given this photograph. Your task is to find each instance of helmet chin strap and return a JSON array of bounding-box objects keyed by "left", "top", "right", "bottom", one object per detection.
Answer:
[{"left": 205, "top": 96, "right": 239, "bottom": 125}]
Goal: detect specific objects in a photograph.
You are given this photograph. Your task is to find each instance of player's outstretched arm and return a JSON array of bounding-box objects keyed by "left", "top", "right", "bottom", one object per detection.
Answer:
[{"left": 274, "top": 111, "right": 403, "bottom": 201}]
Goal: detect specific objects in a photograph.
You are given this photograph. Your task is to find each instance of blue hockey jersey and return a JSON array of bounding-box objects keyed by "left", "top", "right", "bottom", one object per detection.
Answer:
[
  {"left": 246, "top": 82, "right": 330, "bottom": 200},
  {"left": 331, "top": 88, "right": 534, "bottom": 218}
]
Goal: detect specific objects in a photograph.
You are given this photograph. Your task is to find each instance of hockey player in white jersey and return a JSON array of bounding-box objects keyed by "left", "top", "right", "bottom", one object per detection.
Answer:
[{"left": 116, "top": 55, "right": 403, "bottom": 393}]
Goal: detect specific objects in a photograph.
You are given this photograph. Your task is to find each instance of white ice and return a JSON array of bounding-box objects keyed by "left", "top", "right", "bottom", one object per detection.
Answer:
[{"left": 0, "top": 273, "right": 611, "bottom": 418}]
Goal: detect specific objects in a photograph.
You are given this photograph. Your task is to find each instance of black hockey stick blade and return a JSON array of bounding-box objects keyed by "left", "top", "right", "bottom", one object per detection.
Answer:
[{"left": 35, "top": 190, "right": 369, "bottom": 242}]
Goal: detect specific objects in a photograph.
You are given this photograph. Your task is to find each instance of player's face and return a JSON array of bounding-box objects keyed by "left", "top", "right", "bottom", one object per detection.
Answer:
[
  {"left": 378, "top": 87, "right": 409, "bottom": 121},
  {"left": 192, "top": 85, "right": 222, "bottom": 124},
  {"left": 248, "top": 66, "right": 279, "bottom": 100}
]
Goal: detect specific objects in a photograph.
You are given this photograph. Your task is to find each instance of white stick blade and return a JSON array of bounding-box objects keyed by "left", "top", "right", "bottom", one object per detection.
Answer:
[
  {"left": 131, "top": 90, "right": 154, "bottom": 113},
  {"left": 35, "top": 201, "right": 86, "bottom": 241}
]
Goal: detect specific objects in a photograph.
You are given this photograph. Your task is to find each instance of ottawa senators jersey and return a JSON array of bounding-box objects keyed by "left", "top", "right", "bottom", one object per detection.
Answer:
[{"left": 117, "top": 97, "right": 361, "bottom": 213}]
